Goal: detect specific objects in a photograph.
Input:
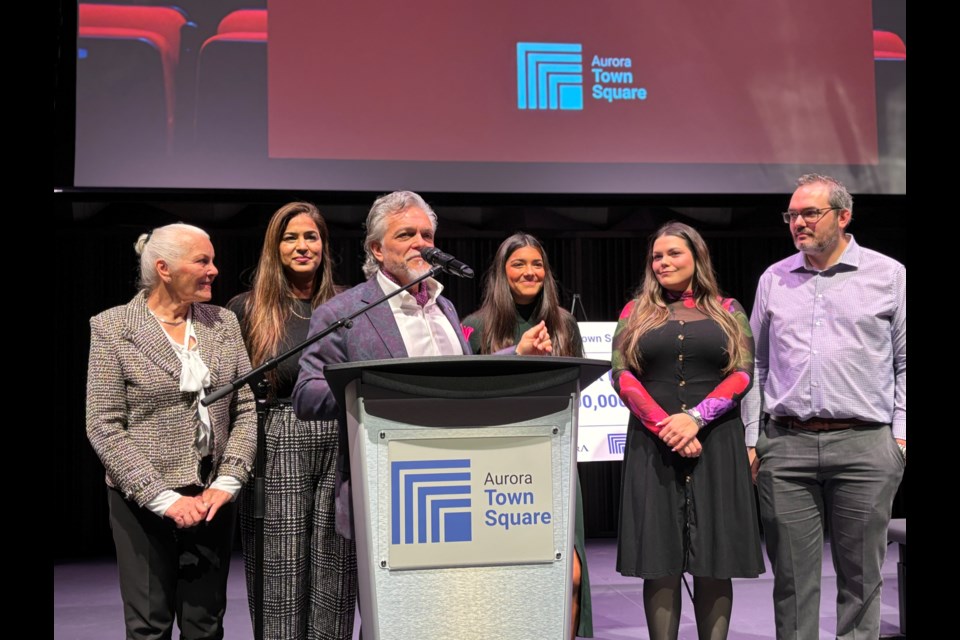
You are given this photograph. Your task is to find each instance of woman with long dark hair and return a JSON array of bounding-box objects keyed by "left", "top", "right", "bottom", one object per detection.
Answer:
[
  {"left": 462, "top": 232, "right": 593, "bottom": 639},
  {"left": 611, "top": 222, "right": 763, "bottom": 640},
  {"left": 464, "top": 232, "right": 581, "bottom": 358},
  {"left": 228, "top": 202, "right": 356, "bottom": 640}
]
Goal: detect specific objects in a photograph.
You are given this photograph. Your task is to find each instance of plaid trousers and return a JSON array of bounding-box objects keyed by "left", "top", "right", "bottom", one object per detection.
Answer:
[{"left": 240, "top": 404, "right": 358, "bottom": 640}]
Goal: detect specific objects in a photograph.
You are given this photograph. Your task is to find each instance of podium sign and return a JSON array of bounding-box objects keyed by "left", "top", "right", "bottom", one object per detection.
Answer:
[{"left": 388, "top": 434, "right": 555, "bottom": 570}]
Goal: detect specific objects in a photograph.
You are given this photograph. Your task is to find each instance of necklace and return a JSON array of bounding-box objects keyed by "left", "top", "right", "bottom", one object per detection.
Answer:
[
  {"left": 148, "top": 308, "right": 187, "bottom": 326},
  {"left": 290, "top": 300, "right": 312, "bottom": 321}
]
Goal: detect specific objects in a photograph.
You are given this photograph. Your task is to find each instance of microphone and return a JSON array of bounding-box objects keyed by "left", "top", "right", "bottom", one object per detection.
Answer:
[{"left": 420, "top": 247, "right": 475, "bottom": 279}]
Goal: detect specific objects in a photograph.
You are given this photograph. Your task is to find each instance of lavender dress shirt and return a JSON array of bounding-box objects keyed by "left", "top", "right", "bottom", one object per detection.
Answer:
[{"left": 741, "top": 235, "right": 906, "bottom": 446}]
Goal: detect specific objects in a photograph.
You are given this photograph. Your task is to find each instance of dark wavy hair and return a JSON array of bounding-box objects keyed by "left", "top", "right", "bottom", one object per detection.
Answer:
[
  {"left": 237, "top": 202, "right": 337, "bottom": 388},
  {"left": 474, "top": 232, "right": 579, "bottom": 356}
]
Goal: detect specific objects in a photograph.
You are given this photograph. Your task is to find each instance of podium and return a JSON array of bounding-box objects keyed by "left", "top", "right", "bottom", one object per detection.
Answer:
[{"left": 325, "top": 355, "right": 610, "bottom": 640}]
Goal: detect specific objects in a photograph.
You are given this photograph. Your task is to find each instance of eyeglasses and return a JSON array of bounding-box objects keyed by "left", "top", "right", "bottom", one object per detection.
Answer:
[{"left": 781, "top": 207, "right": 840, "bottom": 224}]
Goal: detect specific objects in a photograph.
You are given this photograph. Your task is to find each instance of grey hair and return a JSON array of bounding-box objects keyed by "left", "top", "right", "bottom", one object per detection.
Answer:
[
  {"left": 134, "top": 223, "right": 210, "bottom": 291},
  {"left": 796, "top": 173, "right": 853, "bottom": 214},
  {"left": 362, "top": 191, "right": 438, "bottom": 279}
]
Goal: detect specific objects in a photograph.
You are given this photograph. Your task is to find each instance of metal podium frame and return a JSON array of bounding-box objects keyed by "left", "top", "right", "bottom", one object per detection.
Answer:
[{"left": 326, "top": 355, "right": 609, "bottom": 640}]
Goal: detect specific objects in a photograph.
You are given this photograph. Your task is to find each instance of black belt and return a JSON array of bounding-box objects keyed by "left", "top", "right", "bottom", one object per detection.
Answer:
[{"left": 771, "top": 416, "right": 877, "bottom": 432}]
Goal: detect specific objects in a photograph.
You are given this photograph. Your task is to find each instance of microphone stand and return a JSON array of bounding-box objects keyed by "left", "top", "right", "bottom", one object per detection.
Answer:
[
  {"left": 249, "top": 372, "right": 271, "bottom": 640},
  {"left": 569, "top": 293, "right": 588, "bottom": 321},
  {"left": 201, "top": 265, "right": 444, "bottom": 640}
]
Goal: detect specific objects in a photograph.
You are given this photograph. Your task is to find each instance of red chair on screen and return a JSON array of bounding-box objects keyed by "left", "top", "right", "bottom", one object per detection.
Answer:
[
  {"left": 193, "top": 9, "right": 268, "bottom": 153},
  {"left": 78, "top": 4, "right": 191, "bottom": 153},
  {"left": 216, "top": 8, "right": 267, "bottom": 36},
  {"left": 873, "top": 30, "right": 906, "bottom": 61}
]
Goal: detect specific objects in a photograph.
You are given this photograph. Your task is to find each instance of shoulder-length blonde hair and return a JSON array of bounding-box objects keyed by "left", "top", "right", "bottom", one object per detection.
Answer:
[
  {"left": 617, "top": 221, "right": 745, "bottom": 375},
  {"left": 239, "top": 202, "right": 337, "bottom": 381}
]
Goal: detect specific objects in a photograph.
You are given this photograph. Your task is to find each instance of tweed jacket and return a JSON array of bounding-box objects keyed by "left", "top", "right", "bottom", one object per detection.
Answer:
[
  {"left": 86, "top": 291, "right": 257, "bottom": 507},
  {"left": 293, "top": 276, "right": 471, "bottom": 422}
]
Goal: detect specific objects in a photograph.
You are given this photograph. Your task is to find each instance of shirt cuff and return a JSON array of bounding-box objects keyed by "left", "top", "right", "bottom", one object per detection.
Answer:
[
  {"left": 744, "top": 423, "right": 759, "bottom": 448},
  {"left": 145, "top": 489, "right": 182, "bottom": 518},
  {"left": 891, "top": 422, "right": 906, "bottom": 441},
  {"left": 210, "top": 475, "right": 243, "bottom": 500}
]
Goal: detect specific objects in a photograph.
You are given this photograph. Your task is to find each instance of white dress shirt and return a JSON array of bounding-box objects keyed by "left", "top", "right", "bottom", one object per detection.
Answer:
[{"left": 377, "top": 270, "right": 464, "bottom": 357}]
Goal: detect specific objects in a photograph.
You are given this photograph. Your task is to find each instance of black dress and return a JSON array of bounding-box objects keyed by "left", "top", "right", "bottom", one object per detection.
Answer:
[{"left": 612, "top": 295, "right": 764, "bottom": 579}]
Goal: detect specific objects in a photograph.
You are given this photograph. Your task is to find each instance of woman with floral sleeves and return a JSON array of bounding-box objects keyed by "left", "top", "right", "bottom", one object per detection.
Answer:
[{"left": 611, "top": 222, "right": 764, "bottom": 640}]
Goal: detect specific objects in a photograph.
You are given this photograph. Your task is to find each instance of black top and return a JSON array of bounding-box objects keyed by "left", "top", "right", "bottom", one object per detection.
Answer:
[
  {"left": 227, "top": 292, "right": 313, "bottom": 400},
  {"left": 462, "top": 304, "right": 584, "bottom": 358}
]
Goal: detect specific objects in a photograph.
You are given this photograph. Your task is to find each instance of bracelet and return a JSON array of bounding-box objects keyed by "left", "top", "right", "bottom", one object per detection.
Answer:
[{"left": 684, "top": 408, "right": 705, "bottom": 431}]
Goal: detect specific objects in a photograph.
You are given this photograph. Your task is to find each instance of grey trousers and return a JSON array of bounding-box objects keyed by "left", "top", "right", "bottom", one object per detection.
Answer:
[{"left": 756, "top": 420, "right": 904, "bottom": 640}]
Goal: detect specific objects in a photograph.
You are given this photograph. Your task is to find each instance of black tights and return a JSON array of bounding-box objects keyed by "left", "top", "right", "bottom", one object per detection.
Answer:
[{"left": 642, "top": 575, "right": 732, "bottom": 640}]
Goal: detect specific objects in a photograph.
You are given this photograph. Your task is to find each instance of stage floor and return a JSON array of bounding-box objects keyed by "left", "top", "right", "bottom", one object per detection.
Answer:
[{"left": 55, "top": 538, "right": 904, "bottom": 639}]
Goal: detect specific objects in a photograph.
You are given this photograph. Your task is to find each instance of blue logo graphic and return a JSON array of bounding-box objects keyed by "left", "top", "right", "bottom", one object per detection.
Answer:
[
  {"left": 516, "top": 42, "right": 583, "bottom": 110},
  {"left": 391, "top": 459, "right": 472, "bottom": 544},
  {"left": 607, "top": 433, "right": 627, "bottom": 455}
]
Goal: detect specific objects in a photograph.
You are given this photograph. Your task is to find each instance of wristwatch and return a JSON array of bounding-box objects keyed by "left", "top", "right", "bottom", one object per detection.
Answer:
[{"left": 684, "top": 407, "right": 705, "bottom": 431}]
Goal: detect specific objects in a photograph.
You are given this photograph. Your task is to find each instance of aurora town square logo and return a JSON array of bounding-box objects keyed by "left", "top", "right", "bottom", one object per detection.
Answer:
[
  {"left": 516, "top": 42, "right": 584, "bottom": 110},
  {"left": 391, "top": 459, "right": 472, "bottom": 544},
  {"left": 517, "top": 41, "right": 648, "bottom": 110}
]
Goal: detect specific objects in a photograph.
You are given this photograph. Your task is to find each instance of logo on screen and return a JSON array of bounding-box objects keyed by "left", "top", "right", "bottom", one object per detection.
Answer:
[
  {"left": 516, "top": 42, "right": 584, "bottom": 110},
  {"left": 391, "top": 459, "right": 472, "bottom": 544},
  {"left": 607, "top": 433, "right": 627, "bottom": 455}
]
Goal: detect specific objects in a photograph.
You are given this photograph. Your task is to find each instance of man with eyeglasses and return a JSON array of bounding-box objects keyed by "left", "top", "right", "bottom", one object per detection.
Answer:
[{"left": 741, "top": 174, "right": 906, "bottom": 640}]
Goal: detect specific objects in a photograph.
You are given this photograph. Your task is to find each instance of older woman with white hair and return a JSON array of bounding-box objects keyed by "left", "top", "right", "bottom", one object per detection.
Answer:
[{"left": 86, "top": 222, "right": 257, "bottom": 639}]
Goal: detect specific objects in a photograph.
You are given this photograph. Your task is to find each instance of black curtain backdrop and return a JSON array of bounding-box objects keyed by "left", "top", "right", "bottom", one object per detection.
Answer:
[{"left": 58, "top": 195, "right": 906, "bottom": 559}]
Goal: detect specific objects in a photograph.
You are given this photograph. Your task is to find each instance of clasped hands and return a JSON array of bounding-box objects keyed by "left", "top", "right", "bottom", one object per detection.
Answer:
[
  {"left": 515, "top": 320, "right": 553, "bottom": 356},
  {"left": 164, "top": 488, "right": 232, "bottom": 529},
  {"left": 657, "top": 413, "right": 702, "bottom": 458}
]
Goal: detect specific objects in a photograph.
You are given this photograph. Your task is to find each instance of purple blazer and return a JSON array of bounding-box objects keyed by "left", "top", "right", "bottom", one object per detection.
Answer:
[{"left": 293, "top": 276, "right": 471, "bottom": 421}]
